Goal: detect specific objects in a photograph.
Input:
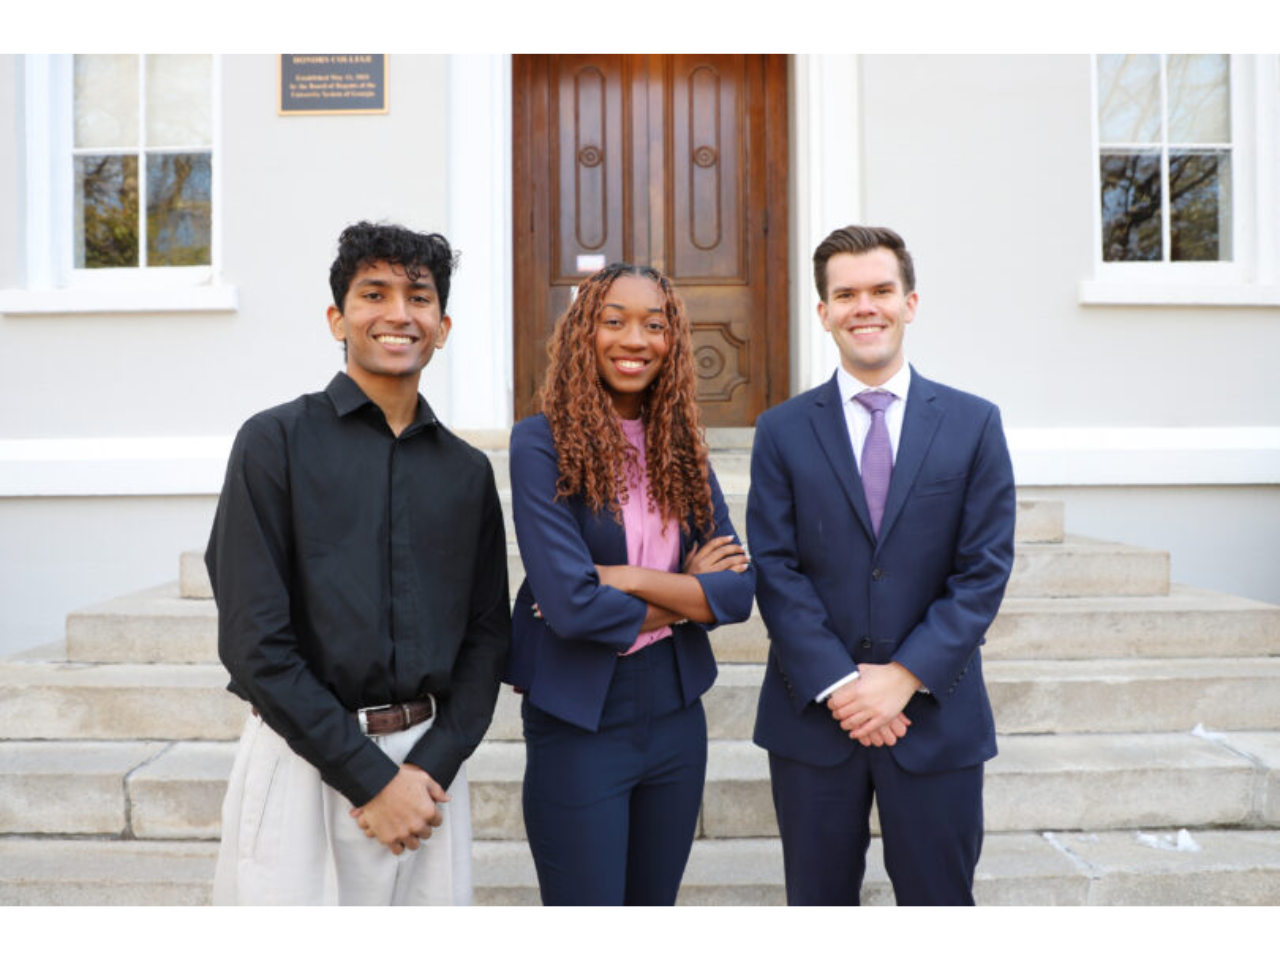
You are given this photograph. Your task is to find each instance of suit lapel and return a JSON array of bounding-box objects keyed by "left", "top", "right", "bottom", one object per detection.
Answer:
[
  {"left": 877, "top": 367, "right": 943, "bottom": 547},
  {"left": 809, "top": 373, "right": 875, "bottom": 542}
]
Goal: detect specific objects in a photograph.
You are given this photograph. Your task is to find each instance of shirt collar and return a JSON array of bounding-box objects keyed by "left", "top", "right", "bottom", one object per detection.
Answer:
[
  {"left": 325, "top": 372, "right": 439, "bottom": 429},
  {"left": 836, "top": 359, "right": 912, "bottom": 404}
]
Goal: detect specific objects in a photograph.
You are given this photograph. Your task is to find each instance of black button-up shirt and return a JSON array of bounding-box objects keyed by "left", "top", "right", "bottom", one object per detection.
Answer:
[{"left": 206, "top": 373, "right": 510, "bottom": 807}]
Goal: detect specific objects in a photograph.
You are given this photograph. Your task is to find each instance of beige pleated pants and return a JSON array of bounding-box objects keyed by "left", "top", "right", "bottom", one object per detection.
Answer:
[{"left": 212, "top": 710, "right": 472, "bottom": 906}]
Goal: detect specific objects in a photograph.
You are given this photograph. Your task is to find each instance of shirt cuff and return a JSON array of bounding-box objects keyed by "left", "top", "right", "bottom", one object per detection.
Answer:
[{"left": 815, "top": 669, "right": 861, "bottom": 703}]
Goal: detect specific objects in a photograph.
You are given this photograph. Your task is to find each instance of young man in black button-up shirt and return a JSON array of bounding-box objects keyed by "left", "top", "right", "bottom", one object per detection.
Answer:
[{"left": 206, "top": 222, "right": 510, "bottom": 905}]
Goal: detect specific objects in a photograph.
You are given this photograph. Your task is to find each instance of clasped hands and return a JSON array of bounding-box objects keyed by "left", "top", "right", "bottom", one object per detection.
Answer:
[
  {"left": 827, "top": 662, "right": 921, "bottom": 747},
  {"left": 349, "top": 762, "right": 448, "bottom": 856}
]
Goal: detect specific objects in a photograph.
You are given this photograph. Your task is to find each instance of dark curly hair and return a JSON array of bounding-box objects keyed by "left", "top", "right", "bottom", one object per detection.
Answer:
[
  {"left": 329, "top": 221, "right": 460, "bottom": 312},
  {"left": 539, "top": 262, "right": 714, "bottom": 536}
]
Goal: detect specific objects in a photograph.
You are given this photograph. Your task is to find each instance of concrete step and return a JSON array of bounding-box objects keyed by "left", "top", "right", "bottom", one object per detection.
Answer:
[
  {"left": 0, "top": 661, "right": 243, "bottom": 741},
  {"left": 497, "top": 535, "right": 1168, "bottom": 600},
  {"left": 485, "top": 656, "right": 1280, "bottom": 741},
  {"left": 0, "top": 741, "right": 165, "bottom": 835},
  {"left": 178, "top": 498, "right": 1068, "bottom": 600},
  {"left": 988, "top": 585, "right": 1280, "bottom": 660},
  {"left": 6, "top": 731, "right": 1278, "bottom": 849},
  {"left": 0, "top": 838, "right": 218, "bottom": 906},
  {"left": 761, "top": 657, "right": 1280, "bottom": 737},
  {"left": 472, "top": 829, "right": 1280, "bottom": 906},
  {"left": 1007, "top": 536, "right": 1169, "bottom": 598},
  {"left": 67, "top": 583, "right": 217, "bottom": 664},
  {"left": 4, "top": 829, "right": 1277, "bottom": 906},
  {"left": 10, "top": 643, "right": 1274, "bottom": 757},
  {"left": 64, "top": 580, "right": 1280, "bottom": 668},
  {"left": 468, "top": 732, "right": 1280, "bottom": 842},
  {"left": 712, "top": 585, "right": 1280, "bottom": 665}
]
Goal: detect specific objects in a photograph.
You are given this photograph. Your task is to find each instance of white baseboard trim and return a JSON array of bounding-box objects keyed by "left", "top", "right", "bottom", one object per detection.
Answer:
[{"left": 2, "top": 427, "right": 1279, "bottom": 497}]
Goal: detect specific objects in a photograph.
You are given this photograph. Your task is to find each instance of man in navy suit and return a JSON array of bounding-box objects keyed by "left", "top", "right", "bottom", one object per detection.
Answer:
[{"left": 748, "top": 225, "right": 1016, "bottom": 905}]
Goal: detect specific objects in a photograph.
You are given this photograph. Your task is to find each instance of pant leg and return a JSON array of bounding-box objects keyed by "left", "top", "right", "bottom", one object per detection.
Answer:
[
  {"left": 521, "top": 696, "right": 633, "bottom": 905},
  {"left": 768, "top": 749, "right": 875, "bottom": 906},
  {"left": 871, "top": 749, "right": 984, "bottom": 906},
  {"left": 623, "top": 698, "right": 707, "bottom": 906},
  {"left": 213, "top": 713, "right": 336, "bottom": 905}
]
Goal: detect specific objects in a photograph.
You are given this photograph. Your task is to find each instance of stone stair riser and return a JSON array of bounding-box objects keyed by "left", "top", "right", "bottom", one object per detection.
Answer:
[
  {"left": 177, "top": 498, "right": 1068, "bottom": 600},
  {"left": 16, "top": 733, "right": 1266, "bottom": 841},
  {"left": 7, "top": 831, "right": 1280, "bottom": 906},
  {"left": 57, "top": 593, "right": 1280, "bottom": 667},
  {"left": 0, "top": 676, "right": 243, "bottom": 742}
]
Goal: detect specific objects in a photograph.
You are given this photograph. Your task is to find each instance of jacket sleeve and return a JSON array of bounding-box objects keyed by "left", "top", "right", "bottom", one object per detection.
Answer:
[
  {"left": 891, "top": 404, "right": 1016, "bottom": 699},
  {"left": 509, "top": 418, "right": 647, "bottom": 650},
  {"left": 406, "top": 459, "right": 511, "bottom": 790},
  {"left": 691, "top": 468, "right": 756, "bottom": 628},
  {"left": 747, "top": 413, "right": 861, "bottom": 706},
  {"left": 207, "top": 416, "right": 400, "bottom": 807}
]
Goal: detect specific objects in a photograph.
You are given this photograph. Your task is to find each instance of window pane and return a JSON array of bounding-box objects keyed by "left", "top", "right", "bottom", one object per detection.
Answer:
[
  {"left": 1170, "top": 150, "right": 1232, "bottom": 261},
  {"left": 74, "top": 155, "right": 139, "bottom": 268},
  {"left": 146, "top": 54, "right": 213, "bottom": 147},
  {"left": 74, "top": 54, "right": 139, "bottom": 149},
  {"left": 147, "top": 153, "right": 212, "bottom": 266},
  {"left": 1097, "top": 54, "right": 1161, "bottom": 144},
  {"left": 1167, "top": 54, "right": 1230, "bottom": 144},
  {"left": 1101, "top": 151, "right": 1162, "bottom": 262}
]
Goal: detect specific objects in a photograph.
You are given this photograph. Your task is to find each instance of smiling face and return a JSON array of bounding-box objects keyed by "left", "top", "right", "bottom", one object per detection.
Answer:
[
  {"left": 327, "top": 260, "right": 451, "bottom": 395},
  {"left": 592, "top": 274, "right": 669, "bottom": 419},
  {"left": 818, "top": 248, "right": 917, "bottom": 386}
]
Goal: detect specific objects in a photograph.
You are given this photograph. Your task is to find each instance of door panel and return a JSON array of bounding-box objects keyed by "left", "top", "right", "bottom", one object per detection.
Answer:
[{"left": 514, "top": 54, "right": 787, "bottom": 425}]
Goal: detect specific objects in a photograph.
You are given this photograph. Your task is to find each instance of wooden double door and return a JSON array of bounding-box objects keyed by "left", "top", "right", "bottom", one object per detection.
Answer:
[{"left": 512, "top": 55, "right": 789, "bottom": 425}]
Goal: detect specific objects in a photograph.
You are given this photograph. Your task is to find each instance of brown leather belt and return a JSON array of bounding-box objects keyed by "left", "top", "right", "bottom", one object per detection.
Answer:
[
  {"left": 250, "top": 696, "right": 435, "bottom": 736},
  {"left": 356, "top": 697, "right": 435, "bottom": 736}
]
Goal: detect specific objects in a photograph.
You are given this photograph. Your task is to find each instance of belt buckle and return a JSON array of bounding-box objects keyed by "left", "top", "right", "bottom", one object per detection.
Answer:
[{"left": 357, "top": 702, "right": 392, "bottom": 736}]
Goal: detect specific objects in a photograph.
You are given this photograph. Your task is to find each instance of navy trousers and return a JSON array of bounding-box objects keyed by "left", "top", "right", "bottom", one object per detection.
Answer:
[
  {"left": 769, "top": 746, "right": 984, "bottom": 906},
  {"left": 521, "top": 639, "right": 707, "bottom": 906}
]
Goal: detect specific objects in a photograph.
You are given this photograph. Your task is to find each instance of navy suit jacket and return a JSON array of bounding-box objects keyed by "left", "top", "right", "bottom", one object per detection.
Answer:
[
  {"left": 505, "top": 413, "right": 756, "bottom": 731},
  {"left": 749, "top": 368, "right": 1015, "bottom": 773}
]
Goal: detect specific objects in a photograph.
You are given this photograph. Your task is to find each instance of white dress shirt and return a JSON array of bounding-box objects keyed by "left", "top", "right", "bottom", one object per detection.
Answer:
[{"left": 815, "top": 361, "right": 912, "bottom": 703}]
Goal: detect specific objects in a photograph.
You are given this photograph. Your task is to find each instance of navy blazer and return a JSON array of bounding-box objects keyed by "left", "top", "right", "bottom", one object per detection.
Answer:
[
  {"left": 506, "top": 413, "right": 756, "bottom": 731},
  {"left": 748, "top": 368, "right": 1016, "bottom": 774}
]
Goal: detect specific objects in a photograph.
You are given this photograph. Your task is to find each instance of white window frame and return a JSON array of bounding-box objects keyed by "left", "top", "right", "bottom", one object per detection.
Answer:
[
  {"left": 0, "top": 54, "right": 236, "bottom": 316},
  {"left": 1080, "top": 53, "right": 1280, "bottom": 306}
]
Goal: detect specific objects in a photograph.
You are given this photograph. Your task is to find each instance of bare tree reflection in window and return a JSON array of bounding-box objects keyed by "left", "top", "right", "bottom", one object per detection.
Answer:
[
  {"left": 1101, "top": 152, "right": 1162, "bottom": 261},
  {"left": 75, "top": 155, "right": 139, "bottom": 268},
  {"left": 1170, "top": 150, "right": 1232, "bottom": 261},
  {"left": 147, "top": 153, "right": 212, "bottom": 266}
]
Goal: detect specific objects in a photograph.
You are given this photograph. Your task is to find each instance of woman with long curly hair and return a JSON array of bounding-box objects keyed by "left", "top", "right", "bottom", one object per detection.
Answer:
[{"left": 506, "top": 262, "right": 756, "bottom": 905}]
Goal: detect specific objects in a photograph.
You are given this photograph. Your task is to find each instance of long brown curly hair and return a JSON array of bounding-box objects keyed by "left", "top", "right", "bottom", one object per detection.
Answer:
[{"left": 539, "top": 262, "right": 714, "bottom": 536}]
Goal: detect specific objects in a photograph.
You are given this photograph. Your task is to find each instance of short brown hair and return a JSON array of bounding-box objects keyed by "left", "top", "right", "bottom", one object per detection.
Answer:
[{"left": 813, "top": 225, "right": 915, "bottom": 300}]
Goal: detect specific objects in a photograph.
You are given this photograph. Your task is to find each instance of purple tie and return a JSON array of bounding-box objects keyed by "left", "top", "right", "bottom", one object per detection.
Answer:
[{"left": 855, "top": 391, "right": 895, "bottom": 538}]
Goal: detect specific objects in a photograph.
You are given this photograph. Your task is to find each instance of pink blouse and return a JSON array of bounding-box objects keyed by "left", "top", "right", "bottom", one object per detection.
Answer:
[{"left": 618, "top": 417, "right": 681, "bottom": 655}]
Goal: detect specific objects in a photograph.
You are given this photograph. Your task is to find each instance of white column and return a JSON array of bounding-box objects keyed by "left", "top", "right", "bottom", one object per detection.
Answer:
[
  {"left": 444, "top": 54, "right": 514, "bottom": 430},
  {"left": 791, "top": 54, "right": 861, "bottom": 394}
]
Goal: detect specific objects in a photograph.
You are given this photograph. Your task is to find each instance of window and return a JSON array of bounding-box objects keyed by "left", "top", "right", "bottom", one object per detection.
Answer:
[
  {"left": 0, "top": 54, "right": 234, "bottom": 315},
  {"left": 73, "top": 54, "right": 213, "bottom": 271},
  {"left": 1082, "top": 54, "right": 1280, "bottom": 305},
  {"left": 1098, "top": 54, "right": 1232, "bottom": 263}
]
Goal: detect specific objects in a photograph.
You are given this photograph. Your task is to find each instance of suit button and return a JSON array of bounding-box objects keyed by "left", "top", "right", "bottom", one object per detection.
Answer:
[
  {"left": 872, "top": 568, "right": 884, "bottom": 581},
  {"left": 860, "top": 638, "right": 872, "bottom": 650}
]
